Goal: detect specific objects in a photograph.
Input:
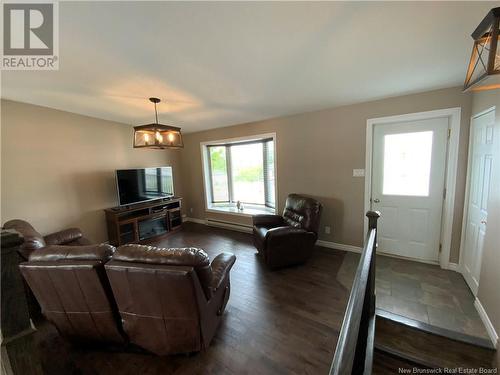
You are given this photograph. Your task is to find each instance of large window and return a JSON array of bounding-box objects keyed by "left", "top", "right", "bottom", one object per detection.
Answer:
[
  {"left": 382, "top": 131, "right": 433, "bottom": 196},
  {"left": 203, "top": 135, "right": 276, "bottom": 214}
]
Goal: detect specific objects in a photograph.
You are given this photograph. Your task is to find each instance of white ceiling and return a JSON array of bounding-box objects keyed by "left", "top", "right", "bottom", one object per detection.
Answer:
[{"left": 1, "top": 1, "right": 494, "bottom": 133}]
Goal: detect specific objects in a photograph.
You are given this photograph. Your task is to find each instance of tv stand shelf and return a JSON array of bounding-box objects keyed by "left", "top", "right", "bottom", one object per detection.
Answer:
[{"left": 104, "top": 197, "right": 182, "bottom": 246}]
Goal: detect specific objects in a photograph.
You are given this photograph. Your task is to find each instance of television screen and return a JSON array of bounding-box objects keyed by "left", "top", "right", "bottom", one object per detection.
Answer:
[{"left": 116, "top": 167, "right": 174, "bottom": 206}]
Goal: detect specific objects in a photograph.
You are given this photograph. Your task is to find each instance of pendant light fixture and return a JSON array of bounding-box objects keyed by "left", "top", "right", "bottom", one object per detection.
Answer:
[
  {"left": 463, "top": 7, "right": 500, "bottom": 91},
  {"left": 133, "top": 97, "right": 184, "bottom": 149}
]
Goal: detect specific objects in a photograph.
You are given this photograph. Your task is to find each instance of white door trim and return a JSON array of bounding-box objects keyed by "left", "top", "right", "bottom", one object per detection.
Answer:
[
  {"left": 365, "top": 107, "right": 461, "bottom": 269},
  {"left": 458, "top": 106, "right": 496, "bottom": 293}
]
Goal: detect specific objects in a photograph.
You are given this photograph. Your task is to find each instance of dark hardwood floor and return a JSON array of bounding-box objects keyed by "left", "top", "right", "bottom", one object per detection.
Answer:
[
  {"left": 28, "top": 223, "right": 498, "bottom": 374},
  {"left": 372, "top": 350, "right": 421, "bottom": 374},
  {"left": 33, "top": 222, "right": 353, "bottom": 375}
]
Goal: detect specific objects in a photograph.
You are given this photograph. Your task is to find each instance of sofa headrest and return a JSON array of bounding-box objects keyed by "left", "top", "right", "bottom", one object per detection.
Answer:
[
  {"left": 28, "top": 244, "right": 115, "bottom": 262},
  {"left": 112, "top": 244, "right": 210, "bottom": 268},
  {"left": 3, "top": 219, "right": 46, "bottom": 251}
]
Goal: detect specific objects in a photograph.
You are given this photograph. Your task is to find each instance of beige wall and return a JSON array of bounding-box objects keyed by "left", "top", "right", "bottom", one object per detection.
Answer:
[
  {"left": 473, "top": 89, "right": 500, "bottom": 346},
  {"left": 181, "top": 87, "right": 472, "bottom": 263},
  {"left": 3, "top": 88, "right": 496, "bottom": 342},
  {"left": 1, "top": 100, "right": 184, "bottom": 243},
  {"left": 1, "top": 86, "right": 474, "bottom": 264}
]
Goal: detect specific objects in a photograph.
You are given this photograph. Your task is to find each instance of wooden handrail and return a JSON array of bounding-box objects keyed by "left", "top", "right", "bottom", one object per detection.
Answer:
[{"left": 330, "top": 211, "right": 380, "bottom": 375}]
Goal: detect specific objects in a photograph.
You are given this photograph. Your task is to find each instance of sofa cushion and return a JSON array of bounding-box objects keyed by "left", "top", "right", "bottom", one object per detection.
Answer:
[
  {"left": 282, "top": 194, "right": 322, "bottom": 233},
  {"left": 282, "top": 210, "right": 304, "bottom": 228}
]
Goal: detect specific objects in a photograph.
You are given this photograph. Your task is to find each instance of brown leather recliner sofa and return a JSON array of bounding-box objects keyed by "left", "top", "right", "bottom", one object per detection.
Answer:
[
  {"left": 105, "top": 244, "right": 236, "bottom": 356},
  {"left": 19, "top": 244, "right": 126, "bottom": 344},
  {"left": 19, "top": 242, "right": 236, "bottom": 355},
  {"left": 253, "top": 194, "right": 322, "bottom": 269},
  {"left": 3, "top": 219, "right": 92, "bottom": 261}
]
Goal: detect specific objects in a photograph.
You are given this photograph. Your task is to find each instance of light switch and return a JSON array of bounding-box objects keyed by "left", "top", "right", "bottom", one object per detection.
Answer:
[{"left": 353, "top": 169, "right": 365, "bottom": 177}]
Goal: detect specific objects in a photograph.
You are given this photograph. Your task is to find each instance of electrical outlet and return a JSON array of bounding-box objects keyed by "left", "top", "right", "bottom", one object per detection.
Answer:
[{"left": 324, "top": 226, "right": 331, "bottom": 234}]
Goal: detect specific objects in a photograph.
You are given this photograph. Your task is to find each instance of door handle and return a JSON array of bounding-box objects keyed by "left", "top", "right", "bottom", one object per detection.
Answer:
[
  {"left": 373, "top": 198, "right": 380, "bottom": 203},
  {"left": 481, "top": 220, "right": 487, "bottom": 224}
]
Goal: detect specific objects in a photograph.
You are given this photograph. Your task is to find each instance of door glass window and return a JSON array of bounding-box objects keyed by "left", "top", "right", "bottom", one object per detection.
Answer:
[{"left": 382, "top": 131, "right": 433, "bottom": 196}]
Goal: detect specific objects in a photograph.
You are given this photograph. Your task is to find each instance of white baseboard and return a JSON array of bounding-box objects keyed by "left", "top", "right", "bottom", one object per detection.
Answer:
[
  {"left": 206, "top": 219, "right": 253, "bottom": 234},
  {"left": 474, "top": 298, "right": 498, "bottom": 348},
  {"left": 446, "top": 262, "right": 460, "bottom": 272},
  {"left": 187, "top": 218, "right": 363, "bottom": 249},
  {"left": 317, "top": 242, "right": 455, "bottom": 269},
  {"left": 184, "top": 216, "right": 206, "bottom": 225},
  {"left": 315, "top": 240, "right": 454, "bottom": 270},
  {"left": 316, "top": 240, "right": 446, "bottom": 268},
  {"left": 184, "top": 219, "right": 463, "bottom": 274},
  {"left": 316, "top": 240, "right": 362, "bottom": 253},
  {"left": 184, "top": 218, "right": 363, "bottom": 252},
  {"left": 184, "top": 216, "right": 253, "bottom": 234}
]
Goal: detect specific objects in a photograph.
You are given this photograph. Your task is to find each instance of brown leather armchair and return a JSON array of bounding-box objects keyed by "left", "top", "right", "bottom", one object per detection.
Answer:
[
  {"left": 3, "top": 219, "right": 92, "bottom": 261},
  {"left": 19, "top": 244, "right": 125, "bottom": 344},
  {"left": 253, "top": 194, "right": 322, "bottom": 269},
  {"left": 105, "top": 244, "right": 236, "bottom": 356}
]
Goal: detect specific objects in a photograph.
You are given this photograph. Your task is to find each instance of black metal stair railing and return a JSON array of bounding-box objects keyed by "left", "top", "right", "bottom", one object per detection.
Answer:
[{"left": 330, "top": 211, "right": 381, "bottom": 375}]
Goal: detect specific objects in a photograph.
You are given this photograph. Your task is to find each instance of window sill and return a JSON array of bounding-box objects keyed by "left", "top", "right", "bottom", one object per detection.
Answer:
[{"left": 206, "top": 204, "right": 276, "bottom": 217}]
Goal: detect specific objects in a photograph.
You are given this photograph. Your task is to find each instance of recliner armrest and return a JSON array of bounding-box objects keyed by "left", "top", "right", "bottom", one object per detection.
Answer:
[
  {"left": 252, "top": 214, "right": 284, "bottom": 228},
  {"left": 44, "top": 228, "right": 84, "bottom": 246},
  {"left": 210, "top": 252, "right": 236, "bottom": 291}
]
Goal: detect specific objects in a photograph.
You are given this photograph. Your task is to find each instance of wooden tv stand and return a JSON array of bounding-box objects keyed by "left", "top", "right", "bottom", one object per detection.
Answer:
[{"left": 104, "top": 197, "right": 182, "bottom": 246}]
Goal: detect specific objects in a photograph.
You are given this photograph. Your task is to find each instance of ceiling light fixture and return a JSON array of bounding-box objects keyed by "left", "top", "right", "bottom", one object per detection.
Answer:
[
  {"left": 463, "top": 7, "right": 500, "bottom": 91},
  {"left": 133, "top": 97, "right": 184, "bottom": 149}
]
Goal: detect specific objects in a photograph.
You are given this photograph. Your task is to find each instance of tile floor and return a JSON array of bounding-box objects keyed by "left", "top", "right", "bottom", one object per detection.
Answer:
[{"left": 374, "top": 255, "right": 489, "bottom": 339}]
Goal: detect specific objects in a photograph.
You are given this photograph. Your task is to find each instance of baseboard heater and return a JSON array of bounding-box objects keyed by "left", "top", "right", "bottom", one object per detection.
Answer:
[{"left": 205, "top": 218, "right": 253, "bottom": 234}]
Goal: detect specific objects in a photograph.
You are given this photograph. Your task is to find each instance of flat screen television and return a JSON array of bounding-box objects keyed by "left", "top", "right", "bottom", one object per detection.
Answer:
[{"left": 116, "top": 167, "right": 174, "bottom": 206}]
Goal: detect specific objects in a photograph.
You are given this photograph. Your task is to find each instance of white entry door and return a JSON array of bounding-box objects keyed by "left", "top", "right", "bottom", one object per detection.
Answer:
[
  {"left": 462, "top": 108, "right": 496, "bottom": 295},
  {"left": 371, "top": 117, "right": 449, "bottom": 262}
]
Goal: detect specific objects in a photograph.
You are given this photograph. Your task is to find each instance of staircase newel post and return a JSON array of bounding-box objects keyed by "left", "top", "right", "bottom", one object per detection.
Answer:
[
  {"left": 366, "top": 210, "right": 381, "bottom": 231},
  {"left": 366, "top": 210, "right": 381, "bottom": 316}
]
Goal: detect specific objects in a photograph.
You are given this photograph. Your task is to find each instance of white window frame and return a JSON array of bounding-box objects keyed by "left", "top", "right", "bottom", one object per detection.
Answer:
[{"left": 200, "top": 133, "right": 278, "bottom": 217}]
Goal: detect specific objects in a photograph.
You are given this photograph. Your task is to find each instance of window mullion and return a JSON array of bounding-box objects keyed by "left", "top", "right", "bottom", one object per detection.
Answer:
[
  {"left": 156, "top": 167, "right": 162, "bottom": 193},
  {"left": 206, "top": 147, "right": 216, "bottom": 203},
  {"left": 263, "top": 142, "right": 269, "bottom": 208},
  {"left": 226, "top": 145, "right": 234, "bottom": 203}
]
